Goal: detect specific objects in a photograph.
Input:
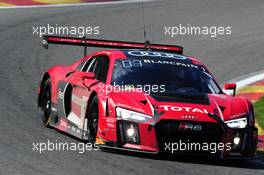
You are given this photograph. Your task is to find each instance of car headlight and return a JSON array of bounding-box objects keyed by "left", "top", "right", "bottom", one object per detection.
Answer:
[
  {"left": 225, "top": 117, "right": 247, "bottom": 129},
  {"left": 116, "top": 107, "right": 152, "bottom": 123}
]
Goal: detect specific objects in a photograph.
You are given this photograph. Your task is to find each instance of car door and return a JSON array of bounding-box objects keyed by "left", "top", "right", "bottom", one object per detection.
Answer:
[{"left": 68, "top": 55, "right": 110, "bottom": 133}]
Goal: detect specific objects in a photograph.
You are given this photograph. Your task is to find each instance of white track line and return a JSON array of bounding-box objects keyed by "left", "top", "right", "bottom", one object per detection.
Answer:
[{"left": 0, "top": 0, "right": 154, "bottom": 9}]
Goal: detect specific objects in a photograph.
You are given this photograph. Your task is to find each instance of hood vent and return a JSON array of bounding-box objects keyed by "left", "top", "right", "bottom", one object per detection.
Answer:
[
  {"left": 140, "top": 100, "right": 148, "bottom": 105},
  {"left": 151, "top": 92, "right": 210, "bottom": 105},
  {"left": 219, "top": 105, "right": 225, "bottom": 112}
]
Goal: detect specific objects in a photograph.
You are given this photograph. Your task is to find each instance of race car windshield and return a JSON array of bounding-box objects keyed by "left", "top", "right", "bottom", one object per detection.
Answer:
[{"left": 111, "top": 58, "right": 221, "bottom": 94}]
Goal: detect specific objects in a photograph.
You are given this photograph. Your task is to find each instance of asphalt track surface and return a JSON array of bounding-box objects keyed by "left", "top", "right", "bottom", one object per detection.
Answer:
[{"left": 1, "top": 0, "right": 264, "bottom": 174}]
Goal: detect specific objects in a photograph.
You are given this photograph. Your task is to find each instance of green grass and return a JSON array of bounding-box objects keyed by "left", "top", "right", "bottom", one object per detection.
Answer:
[{"left": 254, "top": 96, "right": 264, "bottom": 130}]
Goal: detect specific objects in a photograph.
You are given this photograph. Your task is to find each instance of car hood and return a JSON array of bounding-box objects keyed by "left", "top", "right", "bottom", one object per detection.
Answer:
[{"left": 110, "top": 91, "right": 250, "bottom": 123}]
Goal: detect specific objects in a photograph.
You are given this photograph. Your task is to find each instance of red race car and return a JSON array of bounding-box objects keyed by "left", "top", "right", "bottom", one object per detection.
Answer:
[{"left": 38, "top": 35, "right": 258, "bottom": 158}]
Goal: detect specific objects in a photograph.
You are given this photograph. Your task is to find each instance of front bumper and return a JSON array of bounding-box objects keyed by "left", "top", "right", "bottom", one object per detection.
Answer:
[{"left": 97, "top": 119, "right": 258, "bottom": 159}]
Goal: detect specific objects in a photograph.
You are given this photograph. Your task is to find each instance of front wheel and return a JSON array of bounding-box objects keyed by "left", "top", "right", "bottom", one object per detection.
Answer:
[
  {"left": 41, "top": 79, "right": 52, "bottom": 127},
  {"left": 87, "top": 96, "right": 99, "bottom": 143}
]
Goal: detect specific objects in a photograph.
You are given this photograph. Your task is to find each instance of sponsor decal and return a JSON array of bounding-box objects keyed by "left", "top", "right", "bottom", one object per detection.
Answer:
[
  {"left": 160, "top": 105, "right": 209, "bottom": 114},
  {"left": 229, "top": 112, "right": 247, "bottom": 119},
  {"left": 122, "top": 59, "right": 143, "bottom": 68},
  {"left": 123, "top": 143, "right": 141, "bottom": 149},
  {"left": 106, "top": 118, "right": 115, "bottom": 128},
  {"left": 51, "top": 107, "right": 58, "bottom": 112},
  {"left": 71, "top": 95, "right": 88, "bottom": 127},
  {"left": 106, "top": 123, "right": 115, "bottom": 128},
  {"left": 68, "top": 125, "right": 82, "bottom": 134},
  {"left": 121, "top": 59, "right": 198, "bottom": 69},
  {"left": 72, "top": 95, "right": 87, "bottom": 106},
  {"left": 127, "top": 51, "right": 187, "bottom": 60},
  {"left": 58, "top": 88, "right": 63, "bottom": 100},
  {"left": 58, "top": 117, "right": 68, "bottom": 131},
  {"left": 181, "top": 115, "right": 198, "bottom": 120},
  {"left": 178, "top": 122, "right": 202, "bottom": 131},
  {"left": 142, "top": 59, "right": 198, "bottom": 69}
]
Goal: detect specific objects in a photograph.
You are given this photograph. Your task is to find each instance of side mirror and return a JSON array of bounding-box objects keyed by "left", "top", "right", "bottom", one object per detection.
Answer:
[
  {"left": 224, "top": 83, "right": 237, "bottom": 96},
  {"left": 42, "top": 36, "right": 49, "bottom": 49},
  {"left": 78, "top": 72, "right": 95, "bottom": 79}
]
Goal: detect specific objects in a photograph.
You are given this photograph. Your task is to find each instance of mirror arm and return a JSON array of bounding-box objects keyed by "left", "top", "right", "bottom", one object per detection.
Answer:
[{"left": 82, "top": 77, "right": 91, "bottom": 91}]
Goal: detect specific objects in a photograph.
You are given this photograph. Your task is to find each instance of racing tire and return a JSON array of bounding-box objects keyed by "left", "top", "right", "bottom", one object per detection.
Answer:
[
  {"left": 41, "top": 79, "right": 52, "bottom": 127},
  {"left": 87, "top": 96, "right": 99, "bottom": 144}
]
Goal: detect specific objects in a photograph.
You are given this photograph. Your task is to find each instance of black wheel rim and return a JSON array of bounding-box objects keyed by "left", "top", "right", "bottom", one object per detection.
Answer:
[
  {"left": 42, "top": 85, "right": 51, "bottom": 124},
  {"left": 88, "top": 104, "right": 98, "bottom": 142}
]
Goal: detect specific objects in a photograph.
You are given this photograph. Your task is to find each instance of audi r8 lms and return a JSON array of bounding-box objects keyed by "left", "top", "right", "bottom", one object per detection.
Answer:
[{"left": 38, "top": 35, "right": 258, "bottom": 159}]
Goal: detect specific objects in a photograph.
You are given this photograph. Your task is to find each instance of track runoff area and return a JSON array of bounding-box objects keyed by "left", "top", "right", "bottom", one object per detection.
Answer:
[{"left": 0, "top": 0, "right": 146, "bottom": 8}]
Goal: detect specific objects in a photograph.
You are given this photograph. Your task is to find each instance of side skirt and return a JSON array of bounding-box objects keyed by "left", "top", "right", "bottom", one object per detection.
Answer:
[{"left": 47, "top": 103, "right": 89, "bottom": 140}]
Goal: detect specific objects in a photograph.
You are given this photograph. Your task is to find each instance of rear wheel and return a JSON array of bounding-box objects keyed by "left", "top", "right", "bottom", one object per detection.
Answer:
[
  {"left": 41, "top": 79, "right": 52, "bottom": 127},
  {"left": 87, "top": 96, "right": 99, "bottom": 143}
]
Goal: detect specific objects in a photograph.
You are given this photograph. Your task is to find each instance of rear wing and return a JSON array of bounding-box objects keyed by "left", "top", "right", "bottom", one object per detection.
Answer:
[{"left": 42, "top": 35, "right": 183, "bottom": 56}]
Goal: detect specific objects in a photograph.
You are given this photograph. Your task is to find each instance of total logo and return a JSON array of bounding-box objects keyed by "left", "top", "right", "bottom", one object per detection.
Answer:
[{"left": 160, "top": 105, "right": 209, "bottom": 114}]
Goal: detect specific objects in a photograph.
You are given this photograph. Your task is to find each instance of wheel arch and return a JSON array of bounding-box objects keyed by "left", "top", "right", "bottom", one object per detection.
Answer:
[
  {"left": 38, "top": 72, "right": 50, "bottom": 108},
  {"left": 85, "top": 91, "right": 98, "bottom": 119}
]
